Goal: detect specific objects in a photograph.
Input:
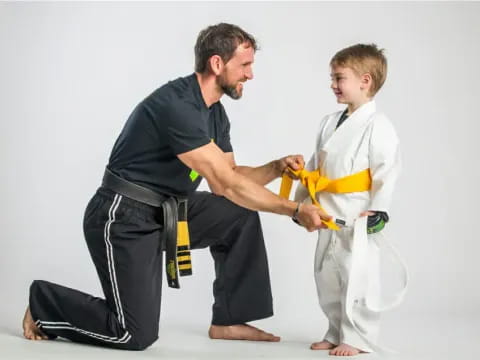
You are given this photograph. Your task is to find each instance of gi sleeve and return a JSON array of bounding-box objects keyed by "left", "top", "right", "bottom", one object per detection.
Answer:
[{"left": 368, "top": 116, "right": 401, "bottom": 212}]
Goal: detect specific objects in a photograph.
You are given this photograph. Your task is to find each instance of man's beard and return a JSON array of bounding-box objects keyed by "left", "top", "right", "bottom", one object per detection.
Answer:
[{"left": 218, "top": 74, "right": 243, "bottom": 100}]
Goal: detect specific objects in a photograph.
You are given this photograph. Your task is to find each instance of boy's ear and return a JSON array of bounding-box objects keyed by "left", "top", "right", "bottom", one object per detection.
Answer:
[{"left": 360, "top": 73, "right": 372, "bottom": 91}]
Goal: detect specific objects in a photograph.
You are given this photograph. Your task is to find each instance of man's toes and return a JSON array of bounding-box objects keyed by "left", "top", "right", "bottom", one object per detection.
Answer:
[
  {"left": 253, "top": 328, "right": 278, "bottom": 342},
  {"left": 258, "top": 332, "right": 274, "bottom": 341},
  {"left": 265, "top": 332, "right": 280, "bottom": 342},
  {"left": 24, "top": 329, "right": 33, "bottom": 340},
  {"left": 259, "top": 330, "right": 273, "bottom": 340},
  {"left": 269, "top": 334, "right": 280, "bottom": 342}
]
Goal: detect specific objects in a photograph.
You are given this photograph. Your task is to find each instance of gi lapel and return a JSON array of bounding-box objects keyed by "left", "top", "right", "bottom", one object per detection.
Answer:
[{"left": 322, "top": 100, "right": 377, "bottom": 154}]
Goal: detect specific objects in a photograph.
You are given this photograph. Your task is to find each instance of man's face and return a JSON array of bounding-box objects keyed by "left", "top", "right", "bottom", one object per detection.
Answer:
[
  {"left": 217, "top": 43, "right": 255, "bottom": 100},
  {"left": 330, "top": 65, "right": 365, "bottom": 104}
]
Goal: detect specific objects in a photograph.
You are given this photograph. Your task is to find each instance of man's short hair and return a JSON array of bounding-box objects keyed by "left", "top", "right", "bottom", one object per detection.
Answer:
[
  {"left": 194, "top": 23, "right": 258, "bottom": 73},
  {"left": 330, "top": 44, "right": 387, "bottom": 97}
]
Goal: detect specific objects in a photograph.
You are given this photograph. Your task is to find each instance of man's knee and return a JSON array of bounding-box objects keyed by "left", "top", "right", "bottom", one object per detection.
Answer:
[
  {"left": 124, "top": 332, "right": 158, "bottom": 351},
  {"left": 240, "top": 208, "right": 261, "bottom": 229},
  {"left": 230, "top": 202, "right": 259, "bottom": 224}
]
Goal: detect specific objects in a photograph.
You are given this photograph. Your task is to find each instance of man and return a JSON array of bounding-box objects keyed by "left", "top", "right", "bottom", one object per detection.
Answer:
[{"left": 23, "top": 23, "right": 330, "bottom": 350}]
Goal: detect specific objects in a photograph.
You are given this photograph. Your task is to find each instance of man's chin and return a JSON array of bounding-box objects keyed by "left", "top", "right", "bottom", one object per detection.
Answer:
[{"left": 224, "top": 88, "right": 242, "bottom": 100}]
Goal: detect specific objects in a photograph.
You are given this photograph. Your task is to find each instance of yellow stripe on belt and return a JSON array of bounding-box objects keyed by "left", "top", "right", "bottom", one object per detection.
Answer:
[
  {"left": 279, "top": 168, "right": 372, "bottom": 230},
  {"left": 176, "top": 199, "right": 192, "bottom": 276}
]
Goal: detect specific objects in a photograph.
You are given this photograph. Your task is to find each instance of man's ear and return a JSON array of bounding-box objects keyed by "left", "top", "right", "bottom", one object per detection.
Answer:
[{"left": 208, "top": 55, "right": 224, "bottom": 76}]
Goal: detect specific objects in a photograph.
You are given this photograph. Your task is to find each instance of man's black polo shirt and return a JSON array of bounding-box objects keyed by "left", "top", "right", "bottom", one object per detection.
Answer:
[{"left": 107, "top": 73, "right": 233, "bottom": 197}]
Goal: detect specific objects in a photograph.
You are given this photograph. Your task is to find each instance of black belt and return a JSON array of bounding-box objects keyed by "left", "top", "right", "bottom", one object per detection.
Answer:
[{"left": 102, "top": 168, "right": 192, "bottom": 288}]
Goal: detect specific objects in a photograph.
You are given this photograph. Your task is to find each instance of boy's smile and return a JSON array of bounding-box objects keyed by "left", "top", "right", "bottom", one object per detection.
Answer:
[{"left": 330, "top": 65, "right": 371, "bottom": 113}]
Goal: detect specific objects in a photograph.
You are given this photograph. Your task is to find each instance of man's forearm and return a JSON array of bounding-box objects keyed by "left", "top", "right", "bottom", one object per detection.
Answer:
[
  {"left": 233, "top": 160, "right": 282, "bottom": 186},
  {"left": 222, "top": 171, "right": 297, "bottom": 217}
]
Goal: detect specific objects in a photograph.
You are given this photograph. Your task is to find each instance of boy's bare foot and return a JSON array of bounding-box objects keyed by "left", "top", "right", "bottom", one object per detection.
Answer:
[
  {"left": 310, "top": 340, "right": 335, "bottom": 350},
  {"left": 329, "top": 343, "right": 365, "bottom": 356},
  {"left": 208, "top": 324, "right": 280, "bottom": 342},
  {"left": 22, "top": 307, "right": 48, "bottom": 340}
]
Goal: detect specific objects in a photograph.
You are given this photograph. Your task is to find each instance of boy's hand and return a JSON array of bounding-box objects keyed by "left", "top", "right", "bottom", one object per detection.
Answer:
[
  {"left": 277, "top": 154, "right": 304, "bottom": 178},
  {"left": 359, "top": 211, "right": 375, "bottom": 217}
]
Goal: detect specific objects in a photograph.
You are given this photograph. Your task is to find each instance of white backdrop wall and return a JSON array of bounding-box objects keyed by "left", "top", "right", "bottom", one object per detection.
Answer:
[{"left": 1, "top": 1, "right": 479, "bottom": 337}]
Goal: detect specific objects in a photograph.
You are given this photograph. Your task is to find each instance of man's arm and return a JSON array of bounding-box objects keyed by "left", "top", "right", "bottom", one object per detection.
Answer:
[
  {"left": 177, "top": 142, "right": 330, "bottom": 231},
  {"left": 223, "top": 152, "right": 303, "bottom": 186}
]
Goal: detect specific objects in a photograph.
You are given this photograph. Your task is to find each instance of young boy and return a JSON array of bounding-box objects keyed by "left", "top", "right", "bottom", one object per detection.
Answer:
[{"left": 293, "top": 44, "right": 403, "bottom": 356}]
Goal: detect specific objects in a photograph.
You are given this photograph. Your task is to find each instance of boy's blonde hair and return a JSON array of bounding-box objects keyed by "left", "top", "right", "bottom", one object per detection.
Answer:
[{"left": 330, "top": 44, "right": 387, "bottom": 97}]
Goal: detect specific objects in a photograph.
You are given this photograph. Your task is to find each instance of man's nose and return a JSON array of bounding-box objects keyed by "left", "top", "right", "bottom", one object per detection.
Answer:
[{"left": 245, "top": 69, "right": 254, "bottom": 80}]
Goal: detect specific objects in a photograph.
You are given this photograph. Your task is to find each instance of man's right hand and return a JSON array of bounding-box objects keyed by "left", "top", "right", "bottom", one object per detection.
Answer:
[{"left": 296, "top": 203, "right": 332, "bottom": 232}]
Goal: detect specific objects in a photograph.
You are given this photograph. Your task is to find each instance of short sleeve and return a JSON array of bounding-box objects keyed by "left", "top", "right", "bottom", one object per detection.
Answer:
[
  {"left": 164, "top": 101, "right": 211, "bottom": 155},
  {"left": 216, "top": 103, "right": 233, "bottom": 153}
]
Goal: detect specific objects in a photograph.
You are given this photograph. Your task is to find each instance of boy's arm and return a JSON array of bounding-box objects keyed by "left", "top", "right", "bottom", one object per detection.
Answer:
[{"left": 368, "top": 116, "right": 401, "bottom": 213}]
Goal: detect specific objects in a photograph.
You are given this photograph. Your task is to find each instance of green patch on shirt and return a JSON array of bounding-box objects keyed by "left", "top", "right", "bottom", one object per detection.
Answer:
[
  {"left": 189, "top": 170, "right": 199, "bottom": 182},
  {"left": 188, "top": 139, "right": 214, "bottom": 182}
]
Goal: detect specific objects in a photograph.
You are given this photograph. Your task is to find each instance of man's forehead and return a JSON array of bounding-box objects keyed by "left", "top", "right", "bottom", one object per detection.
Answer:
[{"left": 232, "top": 42, "right": 255, "bottom": 61}]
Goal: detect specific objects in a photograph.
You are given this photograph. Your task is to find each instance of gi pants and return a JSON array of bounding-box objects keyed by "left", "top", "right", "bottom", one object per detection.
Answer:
[
  {"left": 315, "top": 227, "right": 381, "bottom": 352},
  {"left": 29, "top": 187, "right": 273, "bottom": 350}
]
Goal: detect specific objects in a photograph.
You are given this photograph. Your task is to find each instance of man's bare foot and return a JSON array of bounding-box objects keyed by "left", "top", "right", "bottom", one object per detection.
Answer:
[
  {"left": 310, "top": 340, "right": 335, "bottom": 350},
  {"left": 23, "top": 307, "right": 48, "bottom": 340},
  {"left": 208, "top": 324, "right": 280, "bottom": 342},
  {"left": 329, "top": 343, "right": 365, "bottom": 356}
]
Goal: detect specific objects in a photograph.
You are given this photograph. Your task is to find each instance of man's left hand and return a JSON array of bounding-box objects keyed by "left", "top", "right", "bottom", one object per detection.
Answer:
[{"left": 277, "top": 155, "right": 304, "bottom": 178}]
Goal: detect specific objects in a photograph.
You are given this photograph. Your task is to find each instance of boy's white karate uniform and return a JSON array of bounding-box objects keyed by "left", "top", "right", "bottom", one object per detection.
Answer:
[{"left": 295, "top": 100, "right": 406, "bottom": 352}]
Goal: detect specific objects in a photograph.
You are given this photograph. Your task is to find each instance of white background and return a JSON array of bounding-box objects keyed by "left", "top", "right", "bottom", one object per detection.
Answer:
[{"left": 1, "top": 2, "right": 479, "bottom": 359}]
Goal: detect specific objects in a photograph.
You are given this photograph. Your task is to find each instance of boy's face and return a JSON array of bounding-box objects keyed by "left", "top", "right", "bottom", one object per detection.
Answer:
[{"left": 330, "top": 65, "right": 368, "bottom": 105}]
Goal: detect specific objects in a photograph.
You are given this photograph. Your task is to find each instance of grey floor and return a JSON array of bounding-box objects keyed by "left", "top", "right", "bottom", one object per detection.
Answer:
[{"left": 1, "top": 314, "right": 477, "bottom": 360}]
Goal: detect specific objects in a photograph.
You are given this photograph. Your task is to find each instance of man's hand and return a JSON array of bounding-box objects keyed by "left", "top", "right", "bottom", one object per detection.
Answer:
[
  {"left": 276, "top": 154, "right": 305, "bottom": 178},
  {"left": 296, "top": 203, "right": 332, "bottom": 232}
]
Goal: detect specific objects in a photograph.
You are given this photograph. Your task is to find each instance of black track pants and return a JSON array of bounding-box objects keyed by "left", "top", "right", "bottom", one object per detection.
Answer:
[{"left": 29, "top": 187, "right": 273, "bottom": 350}]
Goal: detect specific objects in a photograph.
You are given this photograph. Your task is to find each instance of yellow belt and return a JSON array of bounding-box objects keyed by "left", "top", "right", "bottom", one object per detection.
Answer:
[{"left": 279, "top": 168, "right": 372, "bottom": 230}]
